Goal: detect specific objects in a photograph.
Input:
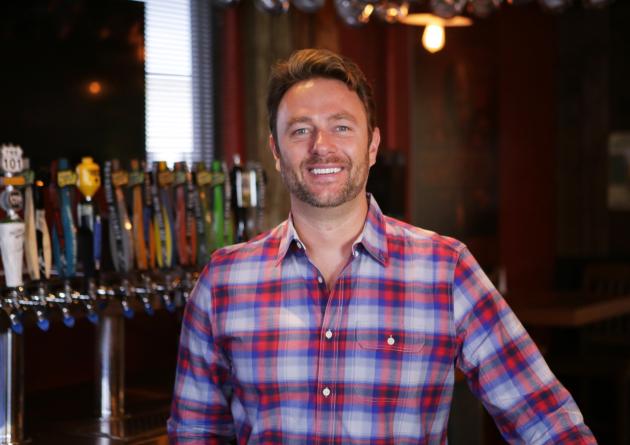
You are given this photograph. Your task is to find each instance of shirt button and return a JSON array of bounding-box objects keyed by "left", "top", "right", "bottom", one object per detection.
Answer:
[
  {"left": 325, "top": 329, "right": 333, "bottom": 339},
  {"left": 387, "top": 335, "right": 395, "bottom": 346},
  {"left": 322, "top": 387, "right": 331, "bottom": 397},
  {"left": 296, "top": 241, "right": 303, "bottom": 250},
  {"left": 353, "top": 250, "right": 359, "bottom": 257},
  {"left": 317, "top": 275, "right": 323, "bottom": 284}
]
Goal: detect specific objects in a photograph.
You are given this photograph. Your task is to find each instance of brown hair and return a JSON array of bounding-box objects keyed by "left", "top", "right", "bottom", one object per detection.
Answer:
[{"left": 267, "top": 48, "right": 376, "bottom": 144}]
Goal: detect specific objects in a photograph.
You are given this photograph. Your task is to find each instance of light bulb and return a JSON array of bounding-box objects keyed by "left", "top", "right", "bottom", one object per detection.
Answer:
[{"left": 422, "top": 24, "right": 445, "bottom": 53}]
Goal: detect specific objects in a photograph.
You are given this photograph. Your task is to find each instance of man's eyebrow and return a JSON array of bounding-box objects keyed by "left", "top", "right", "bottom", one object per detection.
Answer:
[
  {"left": 285, "top": 116, "right": 313, "bottom": 129},
  {"left": 328, "top": 112, "right": 358, "bottom": 123}
]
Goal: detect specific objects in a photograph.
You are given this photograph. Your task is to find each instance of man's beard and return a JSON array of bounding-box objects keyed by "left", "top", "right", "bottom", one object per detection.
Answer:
[{"left": 278, "top": 151, "right": 369, "bottom": 208}]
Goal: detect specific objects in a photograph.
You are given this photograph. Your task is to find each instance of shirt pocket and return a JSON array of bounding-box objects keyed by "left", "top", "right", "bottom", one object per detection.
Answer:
[
  {"left": 352, "top": 329, "right": 426, "bottom": 404},
  {"left": 356, "top": 330, "right": 425, "bottom": 353}
]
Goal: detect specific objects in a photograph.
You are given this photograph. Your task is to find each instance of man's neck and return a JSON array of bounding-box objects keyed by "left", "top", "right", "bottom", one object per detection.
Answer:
[{"left": 289, "top": 193, "right": 369, "bottom": 287}]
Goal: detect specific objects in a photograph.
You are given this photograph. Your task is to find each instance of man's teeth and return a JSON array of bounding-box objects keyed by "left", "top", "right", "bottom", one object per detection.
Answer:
[{"left": 311, "top": 167, "right": 341, "bottom": 175}]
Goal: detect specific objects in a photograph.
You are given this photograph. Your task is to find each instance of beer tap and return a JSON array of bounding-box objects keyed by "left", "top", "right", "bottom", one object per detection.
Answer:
[
  {"left": 210, "top": 160, "right": 227, "bottom": 250},
  {"left": 193, "top": 162, "right": 213, "bottom": 264},
  {"left": 253, "top": 161, "right": 266, "bottom": 235},
  {"left": 231, "top": 154, "right": 248, "bottom": 243},
  {"left": 52, "top": 280, "right": 75, "bottom": 328},
  {"left": 221, "top": 160, "right": 235, "bottom": 246},
  {"left": 174, "top": 162, "right": 195, "bottom": 267},
  {"left": 76, "top": 156, "right": 102, "bottom": 323},
  {"left": 25, "top": 282, "right": 51, "bottom": 332},
  {"left": 180, "top": 270, "right": 195, "bottom": 303},
  {"left": 133, "top": 274, "right": 155, "bottom": 316},
  {"left": 129, "top": 159, "right": 152, "bottom": 271},
  {"left": 151, "top": 161, "right": 175, "bottom": 269},
  {"left": 2, "top": 289, "right": 24, "bottom": 335},
  {"left": 104, "top": 160, "right": 142, "bottom": 316},
  {"left": 156, "top": 272, "right": 176, "bottom": 313},
  {"left": 0, "top": 144, "right": 27, "bottom": 334},
  {"left": 22, "top": 157, "right": 52, "bottom": 331},
  {"left": 114, "top": 278, "right": 135, "bottom": 319},
  {"left": 50, "top": 158, "right": 79, "bottom": 327},
  {"left": 104, "top": 160, "right": 134, "bottom": 274}
]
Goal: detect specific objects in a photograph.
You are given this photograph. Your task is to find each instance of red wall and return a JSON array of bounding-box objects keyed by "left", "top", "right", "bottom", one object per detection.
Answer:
[{"left": 498, "top": 6, "right": 556, "bottom": 294}]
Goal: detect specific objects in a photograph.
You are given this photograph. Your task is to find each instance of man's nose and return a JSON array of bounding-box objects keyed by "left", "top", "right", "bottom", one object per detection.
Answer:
[{"left": 311, "top": 130, "right": 335, "bottom": 154}]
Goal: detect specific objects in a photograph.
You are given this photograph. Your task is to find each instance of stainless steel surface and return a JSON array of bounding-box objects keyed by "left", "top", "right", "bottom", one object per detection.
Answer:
[
  {"left": 96, "top": 315, "right": 125, "bottom": 422},
  {"left": 0, "top": 327, "right": 28, "bottom": 445}
]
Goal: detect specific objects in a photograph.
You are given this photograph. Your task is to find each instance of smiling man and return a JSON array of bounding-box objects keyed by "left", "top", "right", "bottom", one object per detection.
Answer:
[{"left": 168, "top": 49, "right": 595, "bottom": 444}]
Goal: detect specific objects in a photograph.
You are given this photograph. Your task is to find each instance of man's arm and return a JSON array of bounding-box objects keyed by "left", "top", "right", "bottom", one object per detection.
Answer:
[
  {"left": 167, "top": 265, "right": 236, "bottom": 444},
  {"left": 453, "top": 246, "right": 596, "bottom": 444}
]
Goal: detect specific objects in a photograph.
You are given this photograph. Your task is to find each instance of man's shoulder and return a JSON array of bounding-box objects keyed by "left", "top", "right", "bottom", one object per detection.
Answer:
[
  {"left": 210, "top": 221, "right": 285, "bottom": 266},
  {"left": 382, "top": 215, "right": 465, "bottom": 256}
]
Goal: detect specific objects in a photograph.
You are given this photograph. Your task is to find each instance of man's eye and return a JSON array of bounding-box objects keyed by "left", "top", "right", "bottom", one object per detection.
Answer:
[
  {"left": 293, "top": 128, "right": 309, "bottom": 136},
  {"left": 336, "top": 125, "right": 351, "bottom": 132}
]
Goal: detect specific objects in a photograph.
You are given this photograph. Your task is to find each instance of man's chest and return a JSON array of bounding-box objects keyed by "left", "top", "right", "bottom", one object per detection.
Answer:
[{"left": 214, "top": 272, "right": 458, "bottom": 400}]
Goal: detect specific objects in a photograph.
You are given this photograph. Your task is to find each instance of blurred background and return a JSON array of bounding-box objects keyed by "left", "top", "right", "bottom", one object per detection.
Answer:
[{"left": 1, "top": 0, "right": 629, "bottom": 443}]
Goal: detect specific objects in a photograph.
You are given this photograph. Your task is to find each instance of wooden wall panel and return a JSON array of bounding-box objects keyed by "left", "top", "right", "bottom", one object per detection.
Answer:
[{"left": 497, "top": 6, "right": 556, "bottom": 294}]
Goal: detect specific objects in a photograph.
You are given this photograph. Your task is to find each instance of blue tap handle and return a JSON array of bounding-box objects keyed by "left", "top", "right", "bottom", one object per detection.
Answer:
[
  {"left": 58, "top": 158, "right": 76, "bottom": 277},
  {"left": 144, "top": 301, "right": 154, "bottom": 316},
  {"left": 36, "top": 311, "right": 50, "bottom": 331},
  {"left": 9, "top": 312, "right": 24, "bottom": 334},
  {"left": 121, "top": 299, "right": 134, "bottom": 319},
  {"left": 87, "top": 310, "right": 99, "bottom": 324},
  {"left": 61, "top": 306, "right": 75, "bottom": 328}
]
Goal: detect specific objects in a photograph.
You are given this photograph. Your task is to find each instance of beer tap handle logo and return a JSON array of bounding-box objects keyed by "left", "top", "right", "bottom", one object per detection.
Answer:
[
  {"left": 0, "top": 144, "right": 26, "bottom": 288},
  {"left": 0, "top": 145, "right": 25, "bottom": 219}
]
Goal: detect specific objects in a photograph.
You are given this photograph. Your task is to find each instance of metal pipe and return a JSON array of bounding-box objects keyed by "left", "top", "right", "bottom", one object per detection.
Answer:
[
  {"left": 95, "top": 314, "right": 125, "bottom": 421},
  {"left": 0, "top": 327, "right": 26, "bottom": 445}
]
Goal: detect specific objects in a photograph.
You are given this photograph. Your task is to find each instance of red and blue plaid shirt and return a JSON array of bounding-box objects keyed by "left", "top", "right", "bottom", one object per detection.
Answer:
[{"left": 168, "top": 195, "right": 594, "bottom": 444}]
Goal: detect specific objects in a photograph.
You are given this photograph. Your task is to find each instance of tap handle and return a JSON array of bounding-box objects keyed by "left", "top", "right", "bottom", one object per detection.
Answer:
[
  {"left": 140, "top": 294, "right": 154, "bottom": 316},
  {"left": 120, "top": 297, "right": 134, "bottom": 319},
  {"left": 8, "top": 309, "right": 24, "bottom": 334},
  {"left": 60, "top": 305, "right": 75, "bottom": 328},
  {"left": 162, "top": 292, "right": 176, "bottom": 313},
  {"left": 84, "top": 301, "right": 99, "bottom": 325},
  {"left": 35, "top": 307, "right": 50, "bottom": 331}
]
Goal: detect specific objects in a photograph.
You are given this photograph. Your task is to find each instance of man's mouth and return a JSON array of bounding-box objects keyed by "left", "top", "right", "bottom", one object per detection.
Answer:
[{"left": 310, "top": 167, "right": 342, "bottom": 175}]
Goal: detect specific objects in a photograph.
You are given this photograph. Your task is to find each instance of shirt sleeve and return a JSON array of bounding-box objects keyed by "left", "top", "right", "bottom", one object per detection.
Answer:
[
  {"left": 452, "top": 246, "right": 596, "bottom": 444},
  {"left": 167, "top": 264, "right": 236, "bottom": 444}
]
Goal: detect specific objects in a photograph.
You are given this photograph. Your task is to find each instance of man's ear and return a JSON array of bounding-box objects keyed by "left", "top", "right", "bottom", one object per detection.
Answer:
[
  {"left": 368, "top": 127, "right": 380, "bottom": 167},
  {"left": 269, "top": 134, "right": 281, "bottom": 172}
]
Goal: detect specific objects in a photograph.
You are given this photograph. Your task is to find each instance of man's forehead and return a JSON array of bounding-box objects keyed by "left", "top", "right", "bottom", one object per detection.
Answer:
[{"left": 277, "top": 78, "right": 366, "bottom": 123}]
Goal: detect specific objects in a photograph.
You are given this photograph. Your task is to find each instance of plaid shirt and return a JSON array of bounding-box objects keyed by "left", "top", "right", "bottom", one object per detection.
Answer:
[{"left": 168, "top": 196, "right": 594, "bottom": 444}]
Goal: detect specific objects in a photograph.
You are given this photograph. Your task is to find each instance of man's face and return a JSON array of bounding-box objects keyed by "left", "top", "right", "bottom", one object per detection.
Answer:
[{"left": 271, "top": 77, "right": 379, "bottom": 209}]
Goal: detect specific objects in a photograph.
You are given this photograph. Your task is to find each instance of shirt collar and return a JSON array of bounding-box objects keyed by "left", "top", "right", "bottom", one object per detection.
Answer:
[{"left": 275, "top": 194, "right": 389, "bottom": 267}]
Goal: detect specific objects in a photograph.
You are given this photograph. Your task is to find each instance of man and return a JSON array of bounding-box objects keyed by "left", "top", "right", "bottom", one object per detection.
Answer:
[{"left": 168, "top": 48, "right": 595, "bottom": 444}]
